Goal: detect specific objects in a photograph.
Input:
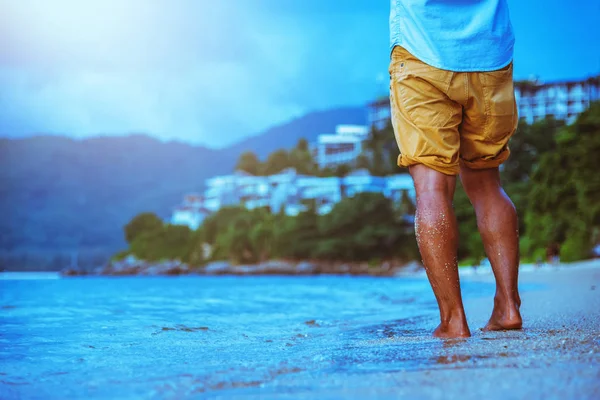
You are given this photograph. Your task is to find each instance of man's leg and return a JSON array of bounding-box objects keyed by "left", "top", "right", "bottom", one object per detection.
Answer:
[
  {"left": 460, "top": 166, "right": 522, "bottom": 330},
  {"left": 410, "top": 164, "right": 471, "bottom": 338}
]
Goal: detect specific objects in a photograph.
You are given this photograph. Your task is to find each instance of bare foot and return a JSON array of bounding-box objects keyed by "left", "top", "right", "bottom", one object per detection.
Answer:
[
  {"left": 483, "top": 299, "right": 522, "bottom": 331},
  {"left": 433, "top": 318, "right": 471, "bottom": 338}
]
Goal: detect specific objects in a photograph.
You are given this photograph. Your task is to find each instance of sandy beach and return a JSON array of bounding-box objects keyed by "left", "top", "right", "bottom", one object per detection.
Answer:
[
  {"left": 213, "top": 261, "right": 598, "bottom": 400},
  {"left": 361, "top": 261, "right": 600, "bottom": 400}
]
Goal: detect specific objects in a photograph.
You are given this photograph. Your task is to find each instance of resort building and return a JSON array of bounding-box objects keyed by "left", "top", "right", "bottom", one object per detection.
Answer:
[
  {"left": 311, "top": 124, "right": 369, "bottom": 169},
  {"left": 170, "top": 194, "right": 211, "bottom": 230},
  {"left": 514, "top": 76, "right": 599, "bottom": 124},
  {"left": 367, "top": 75, "right": 600, "bottom": 129},
  {"left": 170, "top": 168, "right": 416, "bottom": 229}
]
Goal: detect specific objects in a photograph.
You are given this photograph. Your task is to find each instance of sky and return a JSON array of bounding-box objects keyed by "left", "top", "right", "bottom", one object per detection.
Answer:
[{"left": 0, "top": 0, "right": 599, "bottom": 148}]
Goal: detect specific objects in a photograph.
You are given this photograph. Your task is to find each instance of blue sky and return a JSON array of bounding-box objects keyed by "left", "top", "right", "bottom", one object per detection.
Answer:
[{"left": 1, "top": 0, "right": 599, "bottom": 148}]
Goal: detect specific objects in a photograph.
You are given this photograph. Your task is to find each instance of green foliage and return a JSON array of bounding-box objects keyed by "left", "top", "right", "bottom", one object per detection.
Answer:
[
  {"left": 398, "top": 190, "right": 416, "bottom": 216},
  {"left": 315, "top": 192, "right": 416, "bottom": 261},
  {"left": 129, "top": 224, "right": 194, "bottom": 262},
  {"left": 118, "top": 192, "right": 418, "bottom": 264},
  {"left": 290, "top": 139, "right": 318, "bottom": 175},
  {"left": 262, "top": 149, "right": 290, "bottom": 175},
  {"left": 201, "top": 206, "right": 249, "bottom": 245},
  {"left": 278, "top": 203, "right": 321, "bottom": 259},
  {"left": 234, "top": 140, "right": 318, "bottom": 176},
  {"left": 560, "top": 231, "right": 591, "bottom": 262},
  {"left": 356, "top": 154, "right": 370, "bottom": 170},
  {"left": 360, "top": 123, "right": 400, "bottom": 176},
  {"left": 296, "top": 138, "right": 309, "bottom": 152},
  {"left": 334, "top": 164, "right": 351, "bottom": 177},
  {"left": 523, "top": 103, "right": 600, "bottom": 261},
  {"left": 250, "top": 221, "right": 274, "bottom": 262},
  {"left": 501, "top": 117, "right": 564, "bottom": 183},
  {"left": 111, "top": 249, "right": 130, "bottom": 261},
  {"left": 124, "top": 212, "right": 164, "bottom": 244},
  {"left": 184, "top": 229, "right": 206, "bottom": 267},
  {"left": 236, "top": 151, "right": 261, "bottom": 175},
  {"left": 207, "top": 207, "right": 274, "bottom": 264}
]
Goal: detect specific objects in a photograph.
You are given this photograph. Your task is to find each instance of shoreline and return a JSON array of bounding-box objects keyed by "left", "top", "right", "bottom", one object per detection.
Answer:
[
  {"left": 2, "top": 260, "right": 598, "bottom": 398},
  {"left": 225, "top": 260, "right": 600, "bottom": 398},
  {"left": 4, "top": 257, "right": 599, "bottom": 279},
  {"left": 58, "top": 258, "right": 423, "bottom": 277}
]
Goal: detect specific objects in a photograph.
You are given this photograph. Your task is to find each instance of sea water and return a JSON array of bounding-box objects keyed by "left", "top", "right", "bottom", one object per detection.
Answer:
[{"left": 0, "top": 274, "right": 498, "bottom": 399}]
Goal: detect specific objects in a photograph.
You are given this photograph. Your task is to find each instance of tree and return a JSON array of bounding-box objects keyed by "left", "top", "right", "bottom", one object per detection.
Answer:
[
  {"left": 524, "top": 102, "right": 600, "bottom": 261},
  {"left": 185, "top": 229, "right": 205, "bottom": 266},
  {"left": 334, "top": 164, "right": 351, "bottom": 177},
  {"left": 124, "top": 212, "right": 163, "bottom": 244},
  {"left": 205, "top": 207, "right": 275, "bottom": 264},
  {"left": 317, "top": 192, "right": 399, "bottom": 261},
  {"left": 277, "top": 202, "right": 321, "bottom": 259},
  {"left": 296, "top": 138, "right": 309, "bottom": 152},
  {"left": 356, "top": 154, "right": 370, "bottom": 170},
  {"left": 262, "top": 149, "right": 290, "bottom": 175},
  {"left": 129, "top": 224, "right": 193, "bottom": 262},
  {"left": 501, "top": 117, "right": 564, "bottom": 184},
  {"left": 361, "top": 122, "right": 399, "bottom": 176},
  {"left": 236, "top": 151, "right": 261, "bottom": 175},
  {"left": 318, "top": 166, "right": 335, "bottom": 177},
  {"left": 250, "top": 220, "right": 274, "bottom": 262},
  {"left": 289, "top": 146, "right": 317, "bottom": 175},
  {"left": 398, "top": 190, "right": 416, "bottom": 216}
]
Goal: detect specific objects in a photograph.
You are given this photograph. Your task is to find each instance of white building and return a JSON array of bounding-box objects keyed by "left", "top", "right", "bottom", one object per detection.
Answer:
[
  {"left": 170, "top": 168, "right": 416, "bottom": 229},
  {"left": 312, "top": 124, "right": 369, "bottom": 169},
  {"left": 367, "top": 75, "right": 600, "bottom": 128},
  {"left": 203, "top": 170, "right": 270, "bottom": 212},
  {"left": 515, "top": 76, "right": 599, "bottom": 124},
  {"left": 170, "top": 194, "right": 210, "bottom": 230}
]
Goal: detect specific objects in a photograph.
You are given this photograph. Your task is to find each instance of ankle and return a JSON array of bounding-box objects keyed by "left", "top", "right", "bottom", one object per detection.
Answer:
[
  {"left": 494, "top": 292, "right": 520, "bottom": 309},
  {"left": 440, "top": 307, "right": 467, "bottom": 324}
]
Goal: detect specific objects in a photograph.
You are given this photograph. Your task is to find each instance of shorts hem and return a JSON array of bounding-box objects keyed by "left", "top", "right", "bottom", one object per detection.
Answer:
[
  {"left": 398, "top": 154, "right": 459, "bottom": 176},
  {"left": 460, "top": 148, "right": 511, "bottom": 170}
]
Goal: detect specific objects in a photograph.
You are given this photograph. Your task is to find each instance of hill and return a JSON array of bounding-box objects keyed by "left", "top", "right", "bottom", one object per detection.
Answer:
[
  {"left": 0, "top": 106, "right": 367, "bottom": 269},
  {"left": 0, "top": 134, "right": 231, "bottom": 252}
]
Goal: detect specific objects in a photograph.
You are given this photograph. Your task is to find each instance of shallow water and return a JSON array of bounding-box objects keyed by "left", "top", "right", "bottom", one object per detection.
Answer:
[{"left": 1, "top": 275, "right": 509, "bottom": 399}]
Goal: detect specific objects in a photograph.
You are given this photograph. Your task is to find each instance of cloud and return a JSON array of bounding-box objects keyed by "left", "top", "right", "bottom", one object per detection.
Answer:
[{"left": 0, "top": 0, "right": 389, "bottom": 147}]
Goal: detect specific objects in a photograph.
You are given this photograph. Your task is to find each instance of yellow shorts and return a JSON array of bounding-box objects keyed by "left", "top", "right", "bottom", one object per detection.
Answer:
[{"left": 389, "top": 46, "right": 518, "bottom": 175}]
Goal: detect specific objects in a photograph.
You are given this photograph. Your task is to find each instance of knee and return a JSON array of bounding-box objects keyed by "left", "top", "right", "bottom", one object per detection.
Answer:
[
  {"left": 411, "top": 168, "right": 456, "bottom": 200},
  {"left": 461, "top": 175, "right": 498, "bottom": 202},
  {"left": 416, "top": 187, "right": 450, "bottom": 206},
  {"left": 459, "top": 167, "right": 501, "bottom": 200}
]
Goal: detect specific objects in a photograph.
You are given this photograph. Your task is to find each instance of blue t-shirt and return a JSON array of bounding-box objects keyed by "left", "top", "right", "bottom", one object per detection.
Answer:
[{"left": 390, "top": 0, "right": 515, "bottom": 72}]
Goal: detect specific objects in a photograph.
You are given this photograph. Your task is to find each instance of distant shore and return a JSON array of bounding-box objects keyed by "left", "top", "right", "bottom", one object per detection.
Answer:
[
  {"left": 59, "top": 257, "right": 422, "bottom": 277},
  {"left": 57, "top": 255, "right": 600, "bottom": 278}
]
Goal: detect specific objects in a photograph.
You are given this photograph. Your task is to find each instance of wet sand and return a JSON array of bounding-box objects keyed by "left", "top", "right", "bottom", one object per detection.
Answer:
[{"left": 244, "top": 261, "right": 600, "bottom": 399}]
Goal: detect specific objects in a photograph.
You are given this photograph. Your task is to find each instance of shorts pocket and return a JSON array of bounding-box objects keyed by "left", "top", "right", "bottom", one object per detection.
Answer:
[
  {"left": 390, "top": 52, "right": 454, "bottom": 128},
  {"left": 479, "top": 64, "right": 517, "bottom": 142}
]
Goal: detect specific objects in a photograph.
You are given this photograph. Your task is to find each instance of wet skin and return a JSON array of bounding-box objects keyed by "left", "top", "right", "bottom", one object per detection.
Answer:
[{"left": 410, "top": 164, "right": 522, "bottom": 338}]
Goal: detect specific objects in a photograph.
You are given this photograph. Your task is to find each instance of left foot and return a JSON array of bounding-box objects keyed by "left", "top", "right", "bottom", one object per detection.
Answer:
[
  {"left": 433, "top": 323, "right": 471, "bottom": 338},
  {"left": 483, "top": 299, "right": 522, "bottom": 331},
  {"left": 483, "top": 315, "right": 522, "bottom": 331},
  {"left": 433, "top": 314, "right": 471, "bottom": 338}
]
